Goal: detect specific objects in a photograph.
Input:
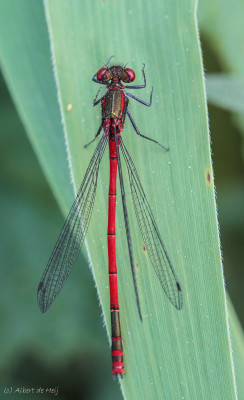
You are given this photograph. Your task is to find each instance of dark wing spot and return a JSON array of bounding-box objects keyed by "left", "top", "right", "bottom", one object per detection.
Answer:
[{"left": 37, "top": 281, "right": 43, "bottom": 292}]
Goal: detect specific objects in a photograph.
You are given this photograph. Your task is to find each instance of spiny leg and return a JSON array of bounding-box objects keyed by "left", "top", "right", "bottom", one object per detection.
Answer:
[
  {"left": 126, "top": 109, "right": 169, "bottom": 151},
  {"left": 84, "top": 123, "right": 103, "bottom": 148},
  {"left": 92, "top": 55, "right": 115, "bottom": 84},
  {"left": 104, "top": 55, "right": 115, "bottom": 67},
  {"left": 125, "top": 86, "right": 153, "bottom": 106},
  {"left": 93, "top": 88, "right": 105, "bottom": 106},
  {"left": 125, "top": 63, "right": 146, "bottom": 89},
  {"left": 92, "top": 76, "right": 107, "bottom": 85}
]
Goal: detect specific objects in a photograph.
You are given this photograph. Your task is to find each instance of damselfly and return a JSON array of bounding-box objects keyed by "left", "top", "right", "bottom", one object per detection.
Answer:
[{"left": 37, "top": 57, "right": 183, "bottom": 378}]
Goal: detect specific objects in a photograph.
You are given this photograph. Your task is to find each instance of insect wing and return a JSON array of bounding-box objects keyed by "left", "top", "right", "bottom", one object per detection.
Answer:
[
  {"left": 120, "top": 138, "right": 183, "bottom": 310},
  {"left": 37, "top": 134, "right": 108, "bottom": 312}
]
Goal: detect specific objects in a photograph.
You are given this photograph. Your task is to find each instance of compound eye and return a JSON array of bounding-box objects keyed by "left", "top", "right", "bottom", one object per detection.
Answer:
[
  {"left": 96, "top": 68, "right": 107, "bottom": 81},
  {"left": 125, "top": 68, "right": 135, "bottom": 82}
]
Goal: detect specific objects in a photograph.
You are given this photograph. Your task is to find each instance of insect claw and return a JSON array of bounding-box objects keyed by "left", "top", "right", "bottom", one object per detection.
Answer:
[{"left": 160, "top": 144, "right": 169, "bottom": 151}]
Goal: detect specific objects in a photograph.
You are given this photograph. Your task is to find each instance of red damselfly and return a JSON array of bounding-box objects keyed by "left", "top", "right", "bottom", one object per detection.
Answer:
[{"left": 37, "top": 56, "right": 183, "bottom": 379}]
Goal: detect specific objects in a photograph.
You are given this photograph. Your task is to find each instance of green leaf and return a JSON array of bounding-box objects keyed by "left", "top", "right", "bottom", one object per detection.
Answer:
[
  {"left": 0, "top": 0, "right": 239, "bottom": 399},
  {"left": 206, "top": 74, "right": 244, "bottom": 112},
  {"left": 228, "top": 299, "right": 244, "bottom": 398}
]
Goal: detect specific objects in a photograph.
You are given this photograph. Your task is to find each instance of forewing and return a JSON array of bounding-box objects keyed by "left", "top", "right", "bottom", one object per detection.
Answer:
[
  {"left": 37, "top": 134, "right": 108, "bottom": 312},
  {"left": 120, "top": 138, "right": 183, "bottom": 310}
]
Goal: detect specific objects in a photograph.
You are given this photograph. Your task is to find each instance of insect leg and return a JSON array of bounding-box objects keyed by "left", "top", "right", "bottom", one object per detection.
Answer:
[
  {"left": 126, "top": 109, "right": 169, "bottom": 151},
  {"left": 125, "top": 86, "right": 153, "bottom": 106},
  {"left": 125, "top": 64, "right": 146, "bottom": 89},
  {"left": 93, "top": 88, "right": 105, "bottom": 106},
  {"left": 84, "top": 123, "right": 103, "bottom": 148}
]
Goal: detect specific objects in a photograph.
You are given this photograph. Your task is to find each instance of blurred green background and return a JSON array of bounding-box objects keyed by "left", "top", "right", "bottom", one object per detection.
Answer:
[{"left": 0, "top": 1, "right": 243, "bottom": 399}]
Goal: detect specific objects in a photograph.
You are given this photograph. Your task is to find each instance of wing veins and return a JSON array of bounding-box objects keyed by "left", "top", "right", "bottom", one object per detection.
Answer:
[
  {"left": 120, "top": 138, "right": 183, "bottom": 310},
  {"left": 37, "top": 134, "right": 108, "bottom": 312}
]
